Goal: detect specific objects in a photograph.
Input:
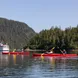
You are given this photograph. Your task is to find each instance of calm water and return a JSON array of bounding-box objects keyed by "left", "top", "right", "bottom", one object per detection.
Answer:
[{"left": 0, "top": 53, "right": 78, "bottom": 78}]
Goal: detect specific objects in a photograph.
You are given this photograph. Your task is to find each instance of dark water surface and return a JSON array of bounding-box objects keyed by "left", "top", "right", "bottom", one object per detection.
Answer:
[{"left": 0, "top": 53, "right": 78, "bottom": 78}]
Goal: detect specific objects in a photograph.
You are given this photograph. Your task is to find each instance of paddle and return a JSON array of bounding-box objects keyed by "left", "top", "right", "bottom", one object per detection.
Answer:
[
  {"left": 57, "top": 47, "right": 66, "bottom": 54},
  {"left": 60, "top": 49, "right": 67, "bottom": 54},
  {"left": 45, "top": 47, "right": 55, "bottom": 54}
]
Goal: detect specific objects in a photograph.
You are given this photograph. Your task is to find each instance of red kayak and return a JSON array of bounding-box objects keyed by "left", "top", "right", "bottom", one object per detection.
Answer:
[
  {"left": 2, "top": 52, "right": 30, "bottom": 55},
  {"left": 33, "top": 53, "right": 78, "bottom": 57}
]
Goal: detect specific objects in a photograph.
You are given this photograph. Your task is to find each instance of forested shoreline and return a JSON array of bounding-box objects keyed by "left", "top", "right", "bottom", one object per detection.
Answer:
[
  {"left": 27, "top": 26, "right": 78, "bottom": 53},
  {"left": 0, "top": 17, "right": 78, "bottom": 53}
]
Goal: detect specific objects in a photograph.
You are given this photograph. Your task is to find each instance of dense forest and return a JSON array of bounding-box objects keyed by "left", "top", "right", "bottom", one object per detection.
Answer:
[
  {"left": 28, "top": 26, "right": 78, "bottom": 53},
  {"left": 0, "top": 17, "right": 36, "bottom": 49}
]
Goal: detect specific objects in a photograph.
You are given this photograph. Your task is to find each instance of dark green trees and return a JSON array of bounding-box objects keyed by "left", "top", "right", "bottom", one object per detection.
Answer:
[
  {"left": 28, "top": 26, "right": 78, "bottom": 51},
  {"left": 0, "top": 18, "right": 36, "bottom": 49}
]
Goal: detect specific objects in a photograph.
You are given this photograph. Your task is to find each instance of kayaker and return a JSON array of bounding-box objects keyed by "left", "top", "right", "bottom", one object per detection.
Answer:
[
  {"left": 60, "top": 49, "right": 67, "bottom": 54},
  {"left": 49, "top": 50, "right": 53, "bottom": 53},
  {"left": 13, "top": 49, "right": 16, "bottom": 52},
  {"left": 46, "top": 47, "right": 55, "bottom": 54},
  {"left": 46, "top": 50, "right": 53, "bottom": 54},
  {"left": 63, "top": 49, "right": 67, "bottom": 54}
]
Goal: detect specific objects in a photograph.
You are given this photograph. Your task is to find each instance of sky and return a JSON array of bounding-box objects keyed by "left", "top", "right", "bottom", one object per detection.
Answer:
[{"left": 0, "top": 0, "right": 78, "bottom": 32}]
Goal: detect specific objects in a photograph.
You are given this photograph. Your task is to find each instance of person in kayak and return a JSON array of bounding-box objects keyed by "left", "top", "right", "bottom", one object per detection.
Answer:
[
  {"left": 60, "top": 49, "right": 67, "bottom": 54},
  {"left": 62, "top": 49, "right": 67, "bottom": 54},
  {"left": 56, "top": 47, "right": 67, "bottom": 54},
  {"left": 46, "top": 47, "right": 55, "bottom": 54}
]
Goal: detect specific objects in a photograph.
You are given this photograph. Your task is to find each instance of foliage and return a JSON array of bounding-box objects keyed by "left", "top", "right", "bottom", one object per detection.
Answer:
[
  {"left": 28, "top": 26, "right": 78, "bottom": 51},
  {"left": 0, "top": 17, "right": 36, "bottom": 49}
]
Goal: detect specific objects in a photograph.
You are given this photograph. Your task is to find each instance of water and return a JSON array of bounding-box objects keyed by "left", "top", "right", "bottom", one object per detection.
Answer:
[{"left": 0, "top": 53, "right": 78, "bottom": 78}]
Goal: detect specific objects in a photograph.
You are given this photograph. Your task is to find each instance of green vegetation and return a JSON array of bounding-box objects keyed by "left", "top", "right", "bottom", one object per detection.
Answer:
[
  {"left": 0, "top": 17, "right": 78, "bottom": 53},
  {"left": 28, "top": 26, "right": 78, "bottom": 52},
  {"left": 0, "top": 17, "right": 36, "bottom": 49}
]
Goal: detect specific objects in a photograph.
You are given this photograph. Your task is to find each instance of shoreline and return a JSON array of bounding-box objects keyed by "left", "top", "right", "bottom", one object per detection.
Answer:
[{"left": 25, "top": 49, "right": 46, "bottom": 52}]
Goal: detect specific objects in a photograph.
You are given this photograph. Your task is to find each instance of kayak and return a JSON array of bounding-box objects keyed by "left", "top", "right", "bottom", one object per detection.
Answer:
[
  {"left": 33, "top": 53, "right": 78, "bottom": 57},
  {"left": 2, "top": 52, "right": 30, "bottom": 55}
]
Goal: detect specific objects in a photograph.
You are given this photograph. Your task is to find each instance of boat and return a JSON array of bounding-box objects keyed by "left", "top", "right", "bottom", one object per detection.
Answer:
[
  {"left": 2, "top": 51, "right": 30, "bottom": 55},
  {"left": 0, "top": 42, "right": 9, "bottom": 53},
  {"left": 33, "top": 53, "right": 78, "bottom": 57}
]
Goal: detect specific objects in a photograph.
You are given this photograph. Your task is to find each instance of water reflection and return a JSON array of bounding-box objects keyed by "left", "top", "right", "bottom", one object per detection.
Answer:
[
  {"left": 0, "top": 53, "right": 78, "bottom": 78},
  {"left": 0, "top": 54, "right": 30, "bottom": 68},
  {"left": 32, "top": 56, "right": 78, "bottom": 78},
  {"left": 0, "top": 54, "right": 9, "bottom": 67}
]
